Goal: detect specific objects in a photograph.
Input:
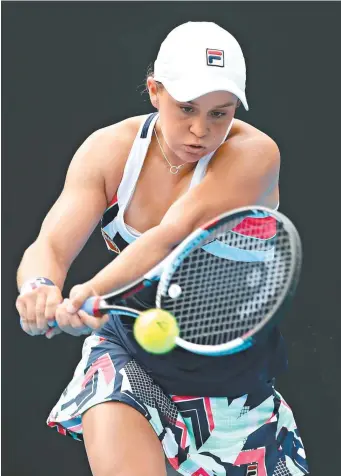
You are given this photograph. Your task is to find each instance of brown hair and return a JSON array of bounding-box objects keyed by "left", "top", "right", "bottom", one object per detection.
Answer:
[{"left": 140, "top": 63, "right": 164, "bottom": 95}]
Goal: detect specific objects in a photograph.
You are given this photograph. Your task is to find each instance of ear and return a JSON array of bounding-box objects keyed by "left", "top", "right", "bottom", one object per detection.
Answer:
[{"left": 147, "top": 77, "right": 160, "bottom": 109}]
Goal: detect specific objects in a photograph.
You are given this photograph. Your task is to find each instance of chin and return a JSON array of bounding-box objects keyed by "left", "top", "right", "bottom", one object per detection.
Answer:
[
  {"left": 186, "top": 155, "right": 205, "bottom": 163},
  {"left": 177, "top": 149, "right": 207, "bottom": 163}
]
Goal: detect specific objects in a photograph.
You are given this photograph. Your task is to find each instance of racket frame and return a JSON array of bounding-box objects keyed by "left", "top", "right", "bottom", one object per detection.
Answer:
[{"left": 155, "top": 206, "right": 302, "bottom": 356}]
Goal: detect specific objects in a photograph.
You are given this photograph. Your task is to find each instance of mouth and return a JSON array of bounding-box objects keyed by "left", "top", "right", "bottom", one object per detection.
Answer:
[{"left": 184, "top": 144, "right": 206, "bottom": 155}]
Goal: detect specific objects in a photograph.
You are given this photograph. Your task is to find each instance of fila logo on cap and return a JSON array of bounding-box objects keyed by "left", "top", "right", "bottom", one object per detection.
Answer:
[{"left": 206, "top": 48, "right": 224, "bottom": 67}]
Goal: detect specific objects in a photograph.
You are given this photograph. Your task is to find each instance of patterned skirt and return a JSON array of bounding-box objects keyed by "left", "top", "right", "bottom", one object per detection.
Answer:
[{"left": 47, "top": 334, "right": 309, "bottom": 476}]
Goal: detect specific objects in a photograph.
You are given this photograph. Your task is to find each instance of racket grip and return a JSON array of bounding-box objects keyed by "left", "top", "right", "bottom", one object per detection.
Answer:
[
  {"left": 44, "top": 296, "right": 100, "bottom": 330},
  {"left": 80, "top": 296, "right": 99, "bottom": 316}
]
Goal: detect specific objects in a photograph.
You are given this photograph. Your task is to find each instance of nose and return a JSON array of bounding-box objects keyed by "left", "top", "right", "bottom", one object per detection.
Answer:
[{"left": 189, "top": 117, "right": 209, "bottom": 139}]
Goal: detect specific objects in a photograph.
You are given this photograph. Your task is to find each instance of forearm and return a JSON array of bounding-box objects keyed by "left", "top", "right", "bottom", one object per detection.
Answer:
[
  {"left": 88, "top": 225, "right": 176, "bottom": 295},
  {"left": 17, "top": 240, "right": 69, "bottom": 291}
]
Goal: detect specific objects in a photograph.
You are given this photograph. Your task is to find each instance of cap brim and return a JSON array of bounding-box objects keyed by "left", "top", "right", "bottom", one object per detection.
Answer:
[{"left": 161, "top": 78, "right": 249, "bottom": 111}]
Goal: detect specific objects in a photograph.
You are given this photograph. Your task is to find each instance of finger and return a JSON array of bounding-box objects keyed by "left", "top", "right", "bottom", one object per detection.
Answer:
[
  {"left": 20, "top": 318, "right": 36, "bottom": 336},
  {"left": 19, "top": 316, "right": 34, "bottom": 335},
  {"left": 55, "top": 300, "right": 91, "bottom": 336},
  {"left": 66, "top": 285, "right": 85, "bottom": 313},
  {"left": 16, "top": 298, "right": 28, "bottom": 328},
  {"left": 67, "top": 283, "right": 98, "bottom": 313},
  {"left": 16, "top": 298, "right": 34, "bottom": 335},
  {"left": 55, "top": 300, "right": 71, "bottom": 329},
  {"left": 45, "top": 289, "right": 63, "bottom": 322},
  {"left": 78, "top": 310, "right": 109, "bottom": 330},
  {"left": 25, "top": 295, "right": 42, "bottom": 335},
  {"left": 36, "top": 291, "right": 48, "bottom": 332},
  {"left": 69, "top": 310, "right": 89, "bottom": 330},
  {"left": 16, "top": 296, "right": 26, "bottom": 319},
  {"left": 69, "top": 284, "right": 85, "bottom": 300},
  {"left": 45, "top": 326, "right": 63, "bottom": 339}
]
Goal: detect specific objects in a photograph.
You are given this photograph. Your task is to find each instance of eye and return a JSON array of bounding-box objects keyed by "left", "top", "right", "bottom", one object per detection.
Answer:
[
  {"left": 210, "top": 111, "right": 227, "bottom": 118},
  {"left": 180, "top": 106, "right": 194, "bottom": 114}
]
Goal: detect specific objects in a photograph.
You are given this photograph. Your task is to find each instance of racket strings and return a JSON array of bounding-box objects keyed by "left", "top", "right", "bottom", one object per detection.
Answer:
[{"left": 160, "top": 218, "right": 292, "bottom": 345}]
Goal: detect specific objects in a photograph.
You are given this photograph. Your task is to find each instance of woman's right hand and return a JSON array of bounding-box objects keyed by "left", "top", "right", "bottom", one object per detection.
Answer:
[{"left": 16, "top": 284, "right": 63, "bottom": 336}]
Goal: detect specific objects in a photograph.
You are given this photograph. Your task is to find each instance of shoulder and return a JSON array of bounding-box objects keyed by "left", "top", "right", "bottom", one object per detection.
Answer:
[
  {"left": 71, "top": 114, "right": 151, "bottom": 202},
  {"left": 213, "top": 119, "right": 280, "bottom": 174},
  {"left": 72, "top": 114, "right": 148, "bottom": 167},
  {"left": 204, "top": 119, "right": 280, "bottom": 208},
  {"left": 232, "top": 119, "right": 280, "bottom": 157},
  {"left": 81, "top": 114, "right": 148, "bottom": 193},
  {"left": 87, "top": 114, "right": 149, "bottom": 154}
]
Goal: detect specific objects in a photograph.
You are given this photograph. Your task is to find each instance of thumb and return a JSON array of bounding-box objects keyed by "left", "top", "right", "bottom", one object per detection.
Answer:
[
  {"left": 67, "top": 283, "right": 96, "bottom": 313},
  {"left": 69, "top": 284, "right": 86, "bottom": 300},
  {"left": 78, "top": 310, "right": 109, "bottom": 330}
]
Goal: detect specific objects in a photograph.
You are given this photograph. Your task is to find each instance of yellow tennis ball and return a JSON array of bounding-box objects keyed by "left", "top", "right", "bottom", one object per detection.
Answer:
[{"left": 133, "top": 309, "right": 179, "bottom": 354}]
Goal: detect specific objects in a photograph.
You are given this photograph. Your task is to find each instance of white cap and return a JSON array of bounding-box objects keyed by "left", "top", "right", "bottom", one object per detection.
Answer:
[{"left": 154, "top": 22, "right": 249, "bottom": 111}]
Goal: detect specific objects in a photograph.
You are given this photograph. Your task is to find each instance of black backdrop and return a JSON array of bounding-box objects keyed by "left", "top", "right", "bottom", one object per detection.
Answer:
[{"left": 2, "top": 2, "right": 341, "bottom": 475}]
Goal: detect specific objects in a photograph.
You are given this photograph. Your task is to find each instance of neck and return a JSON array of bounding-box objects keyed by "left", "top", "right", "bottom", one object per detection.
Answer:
[{"left": 154, "top": 120, "right": 188, "bottom": 169}]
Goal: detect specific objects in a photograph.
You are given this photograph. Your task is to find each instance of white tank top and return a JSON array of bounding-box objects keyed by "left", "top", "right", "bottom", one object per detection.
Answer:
[
  {"left": 100, "top": 112, "right": 278, "bottom": 261},
  {"left": 101, "top": 112, "right": 234, "bottom": 251}
]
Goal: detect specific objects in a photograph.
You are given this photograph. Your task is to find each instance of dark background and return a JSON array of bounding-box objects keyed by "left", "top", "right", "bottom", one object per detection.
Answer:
[{"left": 2, "top": 2, "right": 340, "bottom": 475}]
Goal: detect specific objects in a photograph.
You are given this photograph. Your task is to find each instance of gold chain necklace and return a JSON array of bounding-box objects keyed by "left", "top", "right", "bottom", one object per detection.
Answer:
[{"left": 154, "top": 126, "right": 185, "bottom": 175}]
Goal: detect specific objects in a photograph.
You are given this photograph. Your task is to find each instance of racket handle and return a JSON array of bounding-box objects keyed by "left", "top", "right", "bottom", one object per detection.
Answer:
[
  {"left": 42, "top": 296, "right": 100, "bottom": 330},
  {"left": 80, "top": 296, "right": 100, "bottom": 316},
  {"left": 47, "top": 296, "right": 101, "bottom": 327},
  {"left": 22, "top": 296, "right": 102, "bottom": 336}
]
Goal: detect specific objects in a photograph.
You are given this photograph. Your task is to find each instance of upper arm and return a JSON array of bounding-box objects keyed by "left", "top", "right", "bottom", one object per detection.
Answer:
[
  {"left": 159, "top": 134, "right": 280, "bottom": 245},
  {"left": 34, "top": 123, "right": 134, "bottom": 268}
]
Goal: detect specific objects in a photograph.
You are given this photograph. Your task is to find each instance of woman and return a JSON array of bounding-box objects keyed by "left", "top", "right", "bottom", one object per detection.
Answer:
[{"left": 16, "top": 21, "right": 309, "bottom": 476}]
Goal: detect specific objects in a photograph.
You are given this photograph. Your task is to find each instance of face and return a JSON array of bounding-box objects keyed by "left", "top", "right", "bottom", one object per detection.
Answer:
[{"left": 147, "top": 77, "right": 240, "bottom": 163}]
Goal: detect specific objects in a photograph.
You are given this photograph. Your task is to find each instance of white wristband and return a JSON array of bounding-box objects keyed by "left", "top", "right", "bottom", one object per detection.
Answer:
[{"left": 20, "top": 277, "right": 55, "bottom": 296}]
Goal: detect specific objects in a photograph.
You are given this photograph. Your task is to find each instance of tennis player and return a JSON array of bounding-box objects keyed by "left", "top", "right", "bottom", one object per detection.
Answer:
[{"left": 16, "top": 22, "right": 309, "bottom": 476}]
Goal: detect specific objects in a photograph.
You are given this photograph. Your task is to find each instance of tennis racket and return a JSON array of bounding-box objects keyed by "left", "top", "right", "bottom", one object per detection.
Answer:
[{"left": 75, "top": 205, "right": 302, "bottom": 356}]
